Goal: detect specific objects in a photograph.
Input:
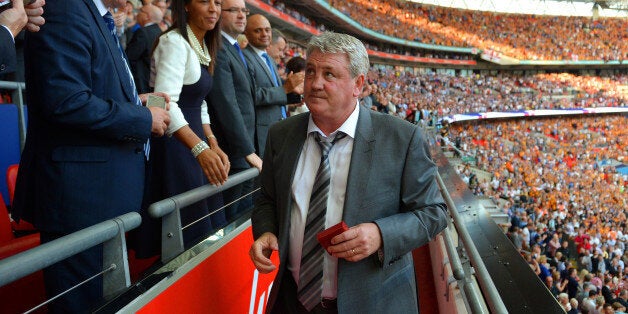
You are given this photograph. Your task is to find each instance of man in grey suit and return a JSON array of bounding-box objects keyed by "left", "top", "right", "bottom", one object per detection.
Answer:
[
  {"left": 243, "top": 14, "right": 303, "bottom": 156},
  {"left": 249, "top": 32, "right": 448, "bottom": 313},
  {"left": 207, "top": 0, "right": 261, "bottom": 220}
]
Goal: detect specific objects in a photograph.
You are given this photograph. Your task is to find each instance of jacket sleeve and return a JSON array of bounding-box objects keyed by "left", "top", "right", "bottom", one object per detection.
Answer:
[
  {"left": 374, "top": 126, "right": 448, "bottom": 267},
  {"left": 0, "top": 26, "right": 16, "bottom": 75}
]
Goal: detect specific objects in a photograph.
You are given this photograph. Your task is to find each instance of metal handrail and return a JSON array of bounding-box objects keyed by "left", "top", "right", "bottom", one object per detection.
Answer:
[
  {"left": 435, "top": 171, "right": 509, "bottom": 314},
  {"left": 0, "top": 212, "right": 141, "bottom": 295},
  {"left": 148, "top": 168, "right": 260, "bottom": 262},
  {"left": 0, "top": 80, "right": 27, "bottom": 151}
]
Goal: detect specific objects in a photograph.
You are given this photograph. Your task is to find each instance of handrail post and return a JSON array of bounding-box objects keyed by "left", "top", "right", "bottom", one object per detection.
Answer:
[
  {"left": 161, "top": 204, "right": 184, "bottom": 263},
  {"left": 102, "top": 217, "right": 132, "bottom": 299},
  {"left": 14, "top": 84, "right": 26, "bottom": 152}
]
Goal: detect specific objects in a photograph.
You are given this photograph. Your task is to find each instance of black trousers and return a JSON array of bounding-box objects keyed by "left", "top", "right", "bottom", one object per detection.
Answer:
[{"left": 40, "top": 232, "right": 103, "bottom": 314}]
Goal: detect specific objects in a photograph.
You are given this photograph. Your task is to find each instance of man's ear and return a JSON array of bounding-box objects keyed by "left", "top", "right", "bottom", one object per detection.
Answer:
[{"left": 353, "top": 74, "right": 365, "bottom": 98}]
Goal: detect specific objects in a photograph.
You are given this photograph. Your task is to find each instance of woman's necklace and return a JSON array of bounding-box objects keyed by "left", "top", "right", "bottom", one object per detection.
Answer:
[{"left": 187, "top": 24, "right": 210, "bottom": 66}]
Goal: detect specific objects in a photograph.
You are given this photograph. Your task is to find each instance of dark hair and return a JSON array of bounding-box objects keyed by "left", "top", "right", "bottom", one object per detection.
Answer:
[
  {"left": 285, "top": 56, "right": 306, "bottom": 74},
  {"left": 168, "top": 0, "right": 222, "bottom": 74}
]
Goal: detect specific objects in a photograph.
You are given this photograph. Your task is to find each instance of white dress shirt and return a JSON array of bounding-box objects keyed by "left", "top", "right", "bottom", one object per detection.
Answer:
[
  {"left": 289, "top": 102, "right": 360, "bottom": 299},
  {"left": 151, "top": 29, "right": 210, "bottom": 135}
]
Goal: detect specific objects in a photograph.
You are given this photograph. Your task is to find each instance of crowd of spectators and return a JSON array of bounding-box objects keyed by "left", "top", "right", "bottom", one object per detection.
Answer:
[
  {"left": 359, "top": 68, "right": 627, "bottom": 120},
  {"left": 328, "top": 0, "right": 628, "bottom": 61},
  {"left": 447, "top": 115, "right": 627, "bottom": 313}
]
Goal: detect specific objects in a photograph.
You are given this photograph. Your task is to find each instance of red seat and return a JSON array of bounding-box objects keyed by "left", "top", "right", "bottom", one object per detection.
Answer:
[
  {"left": 6, "top": 164, "right": 18, "bottom": 205},
  {"left": 6, "top": 164, "right": 36, "bottom": 232},
  {"left": 0, "top": 193, "right": 45, "bottom": 313}
]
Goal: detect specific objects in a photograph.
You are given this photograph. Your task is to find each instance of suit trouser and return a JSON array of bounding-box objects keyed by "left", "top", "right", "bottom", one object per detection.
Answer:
[
  {"left": 223, "top": 166, "right": 254, "bottom": 221},
  {"left": 270, "top": 269, "right": 338, "bottom": 314},
  {"left": 41, "top": 232, "right": 103, "bottom": 314}
]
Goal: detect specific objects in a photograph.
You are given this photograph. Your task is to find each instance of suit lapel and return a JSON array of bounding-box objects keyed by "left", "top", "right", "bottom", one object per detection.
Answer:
[
  {"left": 246, "top": 46, "right": 276, "bottom": 86},
  {"left": 342, "top": 107, "right": 375, "bottom": 223},
  {"left": 85, "top": 0, "right": 135, "bottom": 102}
]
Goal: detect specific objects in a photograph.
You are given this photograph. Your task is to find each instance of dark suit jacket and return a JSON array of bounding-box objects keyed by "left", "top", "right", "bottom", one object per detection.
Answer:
[
  {"left": 243, "top": 47, "right": 286, "bottom": 156},
  {"left": 0, "top": 27, "right": 16, "bottom": 75},
  {"left": 13, "top": 0, "right": 153, "bottom": 233},
  {"left": 251, "top": 107, "right": 448, "bottom": 313},
  {"left": 207, "top": 36, "right": 256, "bottom": 169},
  {"left": 126, "top": 23, "right": 162, "bottom": 94}
]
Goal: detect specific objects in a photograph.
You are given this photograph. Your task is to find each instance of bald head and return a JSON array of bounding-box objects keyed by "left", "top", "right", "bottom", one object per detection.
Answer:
[
  {"left": 137, "top": 4, "right": 163, "bottom": 26},
  {"left": 245, "top": 14, "right": 271, "bottom": 49}
]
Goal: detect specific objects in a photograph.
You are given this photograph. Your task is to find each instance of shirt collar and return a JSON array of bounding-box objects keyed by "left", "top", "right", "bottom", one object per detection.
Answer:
[
  {"left": 307, "top": 100, "right": 360, "bottom": 140},
  {"left": 94, "top": 0, "right": 108, "bottom": 16},
  {"left": 221, "top": 31, "right": 238, "bottom": 45},
  {"left": 249, "top": 45, "right": 266, "bottom": 57}
]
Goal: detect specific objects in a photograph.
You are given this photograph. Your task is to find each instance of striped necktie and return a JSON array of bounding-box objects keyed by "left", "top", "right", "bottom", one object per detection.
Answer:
[
  {"left": 297, "top": 131, "right": 347, "bottom": 311},
  {"left": 103, "top": 12, "right": 150, "bottom": 158}
]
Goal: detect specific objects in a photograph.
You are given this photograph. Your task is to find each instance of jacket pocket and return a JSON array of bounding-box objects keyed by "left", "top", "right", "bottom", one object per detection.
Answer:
[{"left": 52, "top": 146, "right": 111, "bottom": 162}]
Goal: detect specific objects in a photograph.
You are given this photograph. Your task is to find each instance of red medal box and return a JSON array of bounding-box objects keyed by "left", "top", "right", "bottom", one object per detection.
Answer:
[{"left": 316, "top": 221, "right": 349, "bottom": 254}]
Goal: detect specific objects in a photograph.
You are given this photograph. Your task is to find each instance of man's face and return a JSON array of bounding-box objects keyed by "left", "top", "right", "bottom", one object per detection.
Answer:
[
  {"left": 154, "top": 0, "right": 167, "bottom": 13},
  {"left": 220, "top": 0, "right": 247, "bottom": 38},
  {"left": 304, "top": 49, "right": 364, "bottom": 127},
  {"left": 268, "top": 37, "right": 286, "bottom": 60},
  {"left": 244, "top": 15, "right": 271, "bottom": 49},
  {"left": 136, "top": 5, "right": 152, "bottom": 25}
]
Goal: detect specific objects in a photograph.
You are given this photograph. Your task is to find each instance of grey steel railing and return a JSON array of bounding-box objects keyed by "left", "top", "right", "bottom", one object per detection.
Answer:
[
  {"left": 435, "top": 171, "right": 509, "bottom": 314},
  {"left": 148, "top": 168, "right": 260, "bottom": 263},
  {"left": 0, "top": 212, "right": 141, "bottom": 311},
  {"left": 0, "top": 80, "right": 27, "bottom": 151}
]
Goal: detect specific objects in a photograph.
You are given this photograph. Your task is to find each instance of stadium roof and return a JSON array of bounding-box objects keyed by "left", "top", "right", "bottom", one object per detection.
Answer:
[{"left": 407, "top": 0, "right": 628, "bottom": 17}]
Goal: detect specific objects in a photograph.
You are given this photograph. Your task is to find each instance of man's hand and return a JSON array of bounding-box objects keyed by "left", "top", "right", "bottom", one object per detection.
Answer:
[
  {"left": 245, "top": 153, "right": 263, "bottom": 171},
  {"left": 24, "top": 0, "right": 44, "bottom": 32},
  {"left": 148, "top": 106, "right": 169, "bottom": 136},
  {"left": 327, "top": 222, "right": 382, "bottom": 262},
  {"left": 283, "top": 71, "right": 304, "bottom": 94},
  {"left": 0, "top": 0, "right": 27, "bottom": 37},
  {"left": 249, "top": 232, "right": 279, "bottom": 273}
]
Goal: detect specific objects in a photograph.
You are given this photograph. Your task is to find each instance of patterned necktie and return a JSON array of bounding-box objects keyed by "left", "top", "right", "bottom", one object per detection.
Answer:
[
  {"left": 297, "top": 131, "right": 347, "bottom": 311},
  {"left": 103, "top": 12, "right": 150, "bottom": 158},
  {"left": 233, "top": 42, "right": 248, "bottom": 68},
  {"left": 261, "top": 52, "right": 287, "bottom": 118}
]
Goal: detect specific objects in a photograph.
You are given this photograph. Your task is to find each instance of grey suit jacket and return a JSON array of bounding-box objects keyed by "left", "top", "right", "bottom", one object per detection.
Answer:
[
  {"left": 252, "top": 106, "right": 448, "bottom": 313},
  {"left": 243, "top": 46, "right": 286, "bottom": 156},
  {"left": 207, "top": 36, "right": 256, "bottom": 169}
]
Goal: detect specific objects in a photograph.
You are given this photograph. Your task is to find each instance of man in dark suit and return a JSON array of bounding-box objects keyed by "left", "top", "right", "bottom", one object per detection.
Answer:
[
  {"left": 249, "top": 32, "right": 448, "bottom": 313},
  {"left": 13, "top": 0, "right": 170, "bottom": 312},
  {"left": 207, "top": 0, "right": 260, "bottom": 221},
  {"left": 243, "top": 14, "right": 303, "bottom": 156},
  {"left": 126, "top": 3, "right": 163, "bottom": 94},
  {"left": 0, "top": 0, "right": 45, "bottom": 76}
]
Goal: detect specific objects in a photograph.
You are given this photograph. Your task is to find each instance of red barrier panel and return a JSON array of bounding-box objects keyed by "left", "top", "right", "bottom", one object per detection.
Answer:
[{"left": 138, "top": 226, "right": 278, "bottom": 314}]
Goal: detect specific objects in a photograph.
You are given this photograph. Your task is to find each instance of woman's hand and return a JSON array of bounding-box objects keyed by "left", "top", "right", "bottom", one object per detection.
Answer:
[
  {"left": 197, "top": 148, "right": 228, "bottom": 186},
  {"left": 211, "top": 143, "right": 230, "bottom": 175}
]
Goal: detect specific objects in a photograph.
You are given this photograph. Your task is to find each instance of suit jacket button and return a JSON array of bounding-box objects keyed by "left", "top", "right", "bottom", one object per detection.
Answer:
[
  {"left": 0, "top": 64, "right": 5, "bottom": 71},
  {"left": 135, "top": 147, "right": 143, "bottom": 154}
]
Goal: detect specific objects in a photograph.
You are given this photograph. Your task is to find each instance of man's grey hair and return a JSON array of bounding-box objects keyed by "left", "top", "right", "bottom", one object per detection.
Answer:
[
  {"left": 271, "top": 29, "right": 286, "bottom": 45},
  {"left": 306, "top": 31, "right": 369, "bottom": 78}
]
